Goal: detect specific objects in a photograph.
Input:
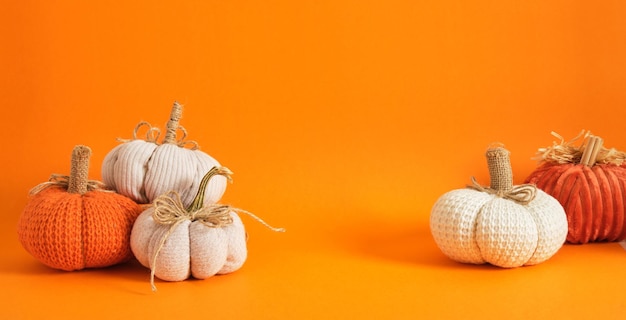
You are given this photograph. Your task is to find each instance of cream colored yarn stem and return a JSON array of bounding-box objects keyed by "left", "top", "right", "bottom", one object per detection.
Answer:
[
  {"left": 163, "top": 101, "right": 183, "bottom": 144},
  {"left": 67, "top": 145, "right": 91, "bottom": 195}
]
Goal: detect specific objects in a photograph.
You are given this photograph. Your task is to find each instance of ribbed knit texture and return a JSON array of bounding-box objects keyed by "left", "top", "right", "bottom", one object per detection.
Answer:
[
  {"left": 130, "top": 208, "right": 247, "bottom": 282},
  {"left": 17, "top": 187, "right": 143, "bottom": 271},
  {"left": 430, "top": 189, "right": 567, "bottom": 268},
  {"left": 525, "top": 163, "right": 626, "bottom": 243},
  {"left": 102, "top": 140, "right": 227, "bottom": 207}
]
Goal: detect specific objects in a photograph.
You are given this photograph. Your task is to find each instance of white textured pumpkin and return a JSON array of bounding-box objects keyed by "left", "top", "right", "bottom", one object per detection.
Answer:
[
  {"left": 132, "top": 209, "right": 247, "bottom": 281},
  {"left": 430, "top": 147, "right": 568, "bottom": 268},
  {"left": 130, "top": 167, "right": 247, "bottom": 290},
  {"left": 102, "top": 102, "right": 227, "bottom": 207}
]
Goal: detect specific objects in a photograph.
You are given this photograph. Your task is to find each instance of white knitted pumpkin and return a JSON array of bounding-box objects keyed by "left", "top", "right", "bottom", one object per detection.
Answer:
[
  {"left": 102, "top": 102, "right": 227, "bottom": 207},
  {"left": 130, "top": 167, "right": 247, "bottom": 290},
  {"left": 430, "top": 147, "right": 568, "bottom": 268}
]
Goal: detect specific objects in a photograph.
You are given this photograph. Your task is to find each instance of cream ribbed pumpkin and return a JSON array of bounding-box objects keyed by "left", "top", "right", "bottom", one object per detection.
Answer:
[
  {"left": 430, "top": 147, "right": 568, "bottom": 268},
  {"left": 102, "top": 102, "right": 227, "bottom": 207},
  {"left": 130, "top": 167, "right": 247, "bottom": 291}
]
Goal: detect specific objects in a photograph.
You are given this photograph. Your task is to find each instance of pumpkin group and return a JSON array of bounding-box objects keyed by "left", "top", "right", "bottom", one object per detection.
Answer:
[
  {"left": 430, "top": 146, "right": 568, "bottom": 268},
  {"left": 102, "top": 102, "right": 227, "bottom": 207},
  {"left": 525, "top": 131, "right": 626, "bottom": 243},
  {"left": 18, "top": 145, "right": 143, "bottom": 271}
]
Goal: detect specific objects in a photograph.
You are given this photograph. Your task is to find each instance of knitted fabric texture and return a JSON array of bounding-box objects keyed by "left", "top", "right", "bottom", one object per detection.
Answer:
[
  {"left": 102, "top": 142, "right": 227, "bottom": 206},
  {"left": 130, "top": 208, "right": 247, "bottom": 281},
  {"left": 430, "top": 188, "right": 567, "bottom": 267},
  {"left": 101, "top": 102, "right": 227, "bottom": 207},
  {"left": 18, "top": 187, "right": 142, "bottom": 271}
]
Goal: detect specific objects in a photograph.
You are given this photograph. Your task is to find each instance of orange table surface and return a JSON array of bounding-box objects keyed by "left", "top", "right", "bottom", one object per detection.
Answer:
[{"left": 2, "top": 1, "right": 626, "bottom": 319}]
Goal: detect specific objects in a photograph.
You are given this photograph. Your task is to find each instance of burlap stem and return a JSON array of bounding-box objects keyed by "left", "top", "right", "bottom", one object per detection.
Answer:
[{"left": 468, "top": 147, "right": 537, "bottom": 205}]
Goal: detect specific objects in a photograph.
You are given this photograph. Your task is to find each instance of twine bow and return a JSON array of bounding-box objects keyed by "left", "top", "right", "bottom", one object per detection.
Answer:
[
  {"left": 149, "top": 191, "right": 285, "bottom": 292},
  {"left": 29, "top": 174, "right": 111, "bottom": 195},
  {"left": 116, "top": 121, "right": 199, "bottom": 150},
  {"left": 169, "top": 125, "right": 200, "bottom": 150},
  {"left": 153, "top": 191, "right": 234, "bottom": 228},
  {"left": 117, "top": 121, "right": 162, "bottom": 143},
  {"left": 468, "top": 176, "right": 537, "bottom": 205}
]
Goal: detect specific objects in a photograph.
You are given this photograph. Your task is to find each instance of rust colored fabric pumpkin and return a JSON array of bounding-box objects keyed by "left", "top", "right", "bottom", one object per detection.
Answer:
[
  {"left": 18, "top": 145, "right": 143, "bottom": 271},
  {"left": 525, "top": 131, "right": 626, "bottom": 243}
]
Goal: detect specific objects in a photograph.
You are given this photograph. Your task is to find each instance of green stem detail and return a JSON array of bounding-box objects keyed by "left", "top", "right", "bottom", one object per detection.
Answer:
[{"left": 186, "top": 166, "right": 233, "bottom": 212}]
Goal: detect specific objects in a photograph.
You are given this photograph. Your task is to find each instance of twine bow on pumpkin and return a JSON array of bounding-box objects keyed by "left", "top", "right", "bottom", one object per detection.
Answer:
[
  {"left": 152, "top": 191, "right": 235, "bottom": 229},
  {"left": 467, "top": 177, "right": 537, "bottom": 205},
  {"left": 29, "top": 174, "right": 112, "bottom": 195},
  {"left": 465, "top": 146, "right": 538, "bottom": 206},
  {"left": 148, "top": 166, "right": 284, "bottom": 291},
  {"left": 117, "top": 121, "right": 162, "bottom": 144},
  {"left": 117, "top": 102, "right": 200, "bottom": 150}
]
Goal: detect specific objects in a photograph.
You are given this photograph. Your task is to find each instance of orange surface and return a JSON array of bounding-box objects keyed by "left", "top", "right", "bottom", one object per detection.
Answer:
[{"left": 2, "top": 1, "right": 626, "bottom": 319}]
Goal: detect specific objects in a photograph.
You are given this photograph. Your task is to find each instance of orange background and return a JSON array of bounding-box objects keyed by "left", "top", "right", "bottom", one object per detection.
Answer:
[{"left": 2, "top": 1, "right": 626, "bottom": 318}]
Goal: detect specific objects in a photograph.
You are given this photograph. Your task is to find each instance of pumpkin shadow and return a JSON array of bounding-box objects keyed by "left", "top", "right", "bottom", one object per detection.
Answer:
[
  {"left": 333, "top": 214, "right": 501, "bottom": 271},
  {"left": 0, "top": 256, "right": 64, "bottom": 275},
  {"left": 2, "top": 253, "right": 152, "bottom": 283},
  {"left": 97, "top": 258, "right": 153, "bottom": 282}
]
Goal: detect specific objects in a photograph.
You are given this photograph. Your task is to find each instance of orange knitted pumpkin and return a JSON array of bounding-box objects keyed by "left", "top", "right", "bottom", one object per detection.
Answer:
[
  {"left": 525, "top": 131, "right": 626, "bottom": 243},
  {"left": 18, "top": 145, "right": 143, "bottom": 271}
]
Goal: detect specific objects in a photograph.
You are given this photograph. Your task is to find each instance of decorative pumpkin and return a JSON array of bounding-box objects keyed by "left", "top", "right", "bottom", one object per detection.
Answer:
[
  {"left": 430, "top": 146, "right": 568, "bottom": 268},
  {"left": 130, "top": 166, "right": 285, "bottom": 291},
  {"left": 102, "top": 101, "right": 227, "bottom": 207},
  {"left": 18, "top": 145, "right": 143, "bottom": 271},
  {"left": 525, "top": 131, "right": 626, "bottom": 243}
]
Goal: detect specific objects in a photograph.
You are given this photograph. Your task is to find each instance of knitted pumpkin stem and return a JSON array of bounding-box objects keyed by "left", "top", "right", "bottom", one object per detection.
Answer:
[
  {"left": 580, "top": 135, "right": 604, "bottom": 167},
  {"left": 486, "top": 147, "right": 513, "bottom": 192},
  {"left": 67, "top": 145, "right": 92, "bottom": 194},
  {"left": 186, "top": 166, "right": 234, "bottom": 212},
  {"left": 163, "top": 101, "right": 183, "bottom": 144}
]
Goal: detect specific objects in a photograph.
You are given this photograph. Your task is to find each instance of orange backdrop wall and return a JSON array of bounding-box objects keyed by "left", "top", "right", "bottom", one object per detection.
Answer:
[{"left": 2, "top": 1, "right": 626, "bottom": 319}]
